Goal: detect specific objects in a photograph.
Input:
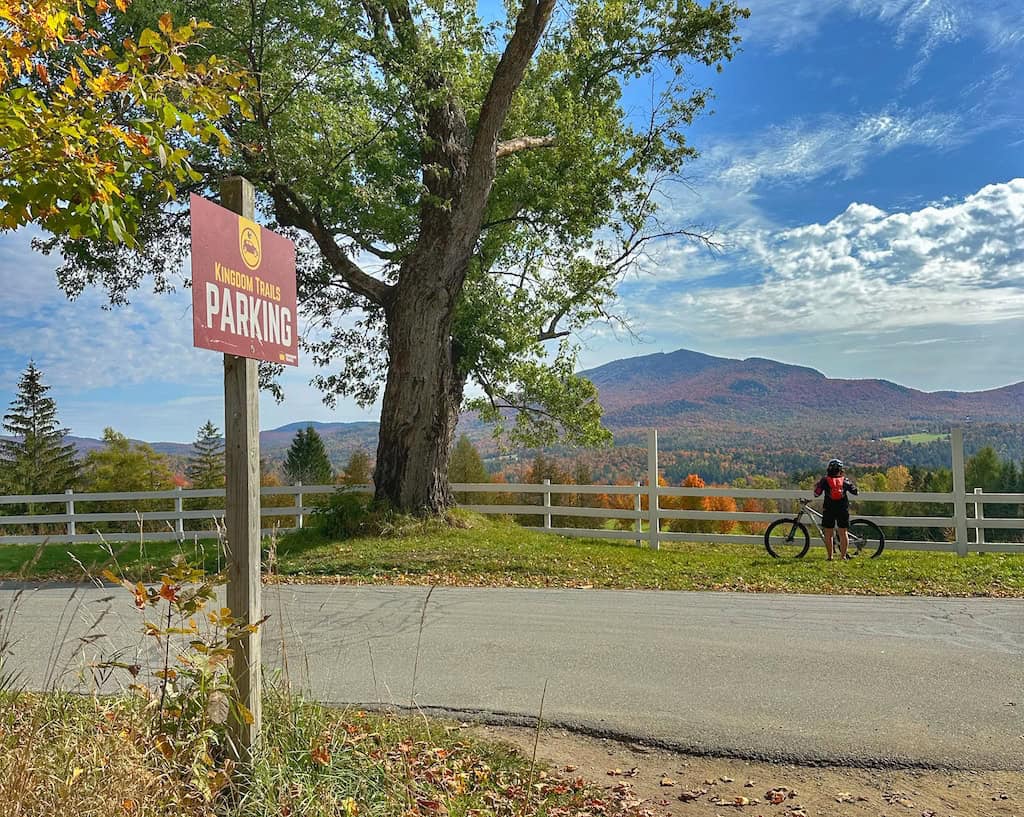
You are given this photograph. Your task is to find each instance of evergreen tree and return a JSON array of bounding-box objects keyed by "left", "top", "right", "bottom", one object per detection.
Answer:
[
  {"left": 0, "top": 361, "right": 79, "bottom": 495},
  {"left": 340, "top": 449, "right": 373, "bottom": 487},
  {"left": 284, "top": 427, "right": 333, "bottom": 485},
  {"left": 965, "top": 446, "right": 1001, "bottom": 493},
  {"left": 186, "top": 421, "right": 225, "bottom": 489}
]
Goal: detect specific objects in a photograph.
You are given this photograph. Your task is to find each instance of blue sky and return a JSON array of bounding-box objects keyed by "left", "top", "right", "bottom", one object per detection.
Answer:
[{"left": 2, "top": 0, "right": 1023, "bottom": 442}]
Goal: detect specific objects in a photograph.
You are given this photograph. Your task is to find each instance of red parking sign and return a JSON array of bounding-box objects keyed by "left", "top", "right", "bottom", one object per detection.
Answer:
[{"left": 190, "top": 193, "right": 298, "bottom": 365}]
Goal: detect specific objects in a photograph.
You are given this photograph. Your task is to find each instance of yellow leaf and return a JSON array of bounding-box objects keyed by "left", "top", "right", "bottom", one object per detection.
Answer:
[
  {"left": 237, "top": 701, "right": 254, "bottom": 725},
  {"left": 158, "top": 12, "right": 173, "bottom": 35},
  {"left": 154, "top": 733, "right": 174, "bottom": 760}
]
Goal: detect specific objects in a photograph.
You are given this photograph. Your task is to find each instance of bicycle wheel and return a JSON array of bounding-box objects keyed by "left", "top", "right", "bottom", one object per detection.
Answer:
[
  {"left": 847, "top": 518, "right": 885, "bottom": 558},
  {"left": 764, "top": 518, "right": 811, "bottom": 558}
]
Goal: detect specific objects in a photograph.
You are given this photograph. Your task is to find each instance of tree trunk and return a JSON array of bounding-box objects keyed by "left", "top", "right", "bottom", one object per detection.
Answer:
[{"left": 374, "top": 274, "right": 465, "bottom": 514}]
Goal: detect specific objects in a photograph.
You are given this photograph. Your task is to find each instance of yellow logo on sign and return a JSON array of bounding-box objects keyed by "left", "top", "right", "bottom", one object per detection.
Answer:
[{"left": 238, "top": 217, "right": 261, "bottom": 270}]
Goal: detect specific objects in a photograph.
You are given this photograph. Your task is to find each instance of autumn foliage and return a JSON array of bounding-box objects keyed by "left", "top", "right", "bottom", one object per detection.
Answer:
[{"left": 0, "top": 0, "right": 247, "bottom": 241}]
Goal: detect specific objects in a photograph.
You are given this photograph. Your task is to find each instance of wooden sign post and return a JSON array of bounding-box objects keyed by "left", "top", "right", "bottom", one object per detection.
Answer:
[
  {"left": 190, "top": 177, "right": 298, "bottom": 764},
  {"left": 221, "top": 177, "right": 262, "bottom": 763}
]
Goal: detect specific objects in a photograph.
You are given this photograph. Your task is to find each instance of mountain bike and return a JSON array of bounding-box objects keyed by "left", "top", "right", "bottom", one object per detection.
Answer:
[{"left": 764, "top": 499, "right": 885, "bottom": 558}]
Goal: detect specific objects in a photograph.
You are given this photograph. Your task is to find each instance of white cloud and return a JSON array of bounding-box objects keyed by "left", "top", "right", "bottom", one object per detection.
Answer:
[
  {"left": 742, "top": 0, "right": 1023, "bottom": 57},
  {"left": 645, "top": 179, "right": 1024, "bottom": 346},
  {"left": 660, "top": 105, "right": 971, "bottom": 267},
  {"left": 715, "top": 110, "right": 961, "bottom": 191}
]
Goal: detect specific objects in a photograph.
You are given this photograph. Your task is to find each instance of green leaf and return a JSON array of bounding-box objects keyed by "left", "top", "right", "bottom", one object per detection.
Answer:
[
  {"left": 162, "top": 103, "right": 177, "bottom": 129},
  {"left": 138, "top": 29, "right": 162, "bottom": 49}
]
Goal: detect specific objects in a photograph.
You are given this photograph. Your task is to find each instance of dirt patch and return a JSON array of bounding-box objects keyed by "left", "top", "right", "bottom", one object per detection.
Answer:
[{"left": 473, "top": 724, "right": 1022, "bottom": 817}]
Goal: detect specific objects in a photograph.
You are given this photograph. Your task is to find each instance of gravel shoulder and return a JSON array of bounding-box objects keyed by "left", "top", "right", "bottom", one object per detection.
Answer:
[{"left": 477, "top": 724, "right": 1023, "bottom": 817}]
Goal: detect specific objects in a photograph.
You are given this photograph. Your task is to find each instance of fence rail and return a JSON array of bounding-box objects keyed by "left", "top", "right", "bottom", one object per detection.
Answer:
[
  {"left": 2, "top": 481, "right": 1022, "bottom": 551},
  {"left": 1, "top": 428, "right": 1022, "bottom": 553}
]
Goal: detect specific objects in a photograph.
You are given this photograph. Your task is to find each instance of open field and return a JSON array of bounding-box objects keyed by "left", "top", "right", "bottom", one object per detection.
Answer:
[
  {"left": 880, "top": 432, "right": 948, "bottom": 444},
  {"left": 1, "top": 514, "right": 1021, "bottom": 597}
]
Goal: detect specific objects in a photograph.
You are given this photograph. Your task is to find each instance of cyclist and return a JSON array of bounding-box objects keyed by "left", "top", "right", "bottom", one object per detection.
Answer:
[{"left": 813, "top": 458, "right": 858, "bottom": 560}]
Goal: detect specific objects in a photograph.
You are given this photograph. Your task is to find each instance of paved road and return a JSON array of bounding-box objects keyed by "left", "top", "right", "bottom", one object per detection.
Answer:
[{"left": 2, "top": 584, "right": 1022, "bottom": 769}]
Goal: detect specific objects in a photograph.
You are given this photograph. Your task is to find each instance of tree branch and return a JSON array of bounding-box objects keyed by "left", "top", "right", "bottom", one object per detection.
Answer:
[
  {"left": 496, "top": 135, "right": 556, "bottom": 159},
  {"left": 456, "top": 0, "right": 556, "bottom": 235},
  {"left": 270, "top": 183, "right": 394, "bottom": 307}
]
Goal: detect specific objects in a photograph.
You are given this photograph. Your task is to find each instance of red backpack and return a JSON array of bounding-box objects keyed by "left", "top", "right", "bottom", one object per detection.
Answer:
[{"left": 827, "top": 476, "right": 845, "bottom": 501}]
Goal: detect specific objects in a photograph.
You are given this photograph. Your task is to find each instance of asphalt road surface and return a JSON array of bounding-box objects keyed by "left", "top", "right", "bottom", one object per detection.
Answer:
[{"left": 2, "top": 583, "right": 1021, "bottom": 769}]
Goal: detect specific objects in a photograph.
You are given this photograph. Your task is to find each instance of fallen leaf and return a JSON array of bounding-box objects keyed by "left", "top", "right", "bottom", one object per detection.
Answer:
[
  {"left": 679, "top": 788, "right": 707, "bottom": 802},
  {"left": 660, "top": 777, "right": 676, "bottom": 787},
  {"left": 310, "top": 743, "right": 331, "bottom": 766},
  {"left": 744, "top": 779, "right": 755, "bottom": 787},
  {"left": 720, "top": 776, "right": 734, "bottom": 783}
]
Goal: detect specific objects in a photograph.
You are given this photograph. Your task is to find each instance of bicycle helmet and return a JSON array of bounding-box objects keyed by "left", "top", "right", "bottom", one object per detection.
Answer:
[{"left": 827, "top": 458, "right": 844, "bottom": 476}]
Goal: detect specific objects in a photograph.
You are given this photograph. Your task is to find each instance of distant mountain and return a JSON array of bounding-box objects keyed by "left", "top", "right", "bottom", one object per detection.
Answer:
[
  {"left": 13, "top": 348, "right": 1022, "bottom": 481},
  {"left": 573, "top": 349, "right": 1024, "bottom": 480},
  {"left": 583, "top": 349, "right": 1024, "bottom": 433}
]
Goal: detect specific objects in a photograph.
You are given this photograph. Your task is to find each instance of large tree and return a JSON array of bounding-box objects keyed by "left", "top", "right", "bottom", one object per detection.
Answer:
[
  {"left": 0, "top": 361, "right": 79, "bottom": 495},
  {"left": 46, "top": 0, "right": 748, "bottom": 512}
]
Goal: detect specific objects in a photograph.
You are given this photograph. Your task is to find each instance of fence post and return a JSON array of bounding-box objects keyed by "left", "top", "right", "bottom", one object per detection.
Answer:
[
  {"left": 65, "top": 489, "right": 75, "bottom": 538},
  {"left": 542, "top": 479, "right": 552, "bottom": 530},
  {"left": 951, "top": 428, "right": 968, "bottom": 557},
  {"left": 296, "top": 481, "right": 304, "bottom": 529},
  {"left": 634, "top": 480, "right": 642, "bottom": 547},
  {"left": 974, "top": 487, "right": 986, "bottom": 549},
  {"left": 174, "top": 486, "right": 185, "bottom": 538},
  {"left": 647, "top": 429, "right": 659, "bottom": 551}
]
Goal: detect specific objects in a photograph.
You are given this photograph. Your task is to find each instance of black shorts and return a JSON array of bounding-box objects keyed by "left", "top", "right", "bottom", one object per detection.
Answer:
[{"left": 822, "top": 507, "right": 850, "bottom": 529}]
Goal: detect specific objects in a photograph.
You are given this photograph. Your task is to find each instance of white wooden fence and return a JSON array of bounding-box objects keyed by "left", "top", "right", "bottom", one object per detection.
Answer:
[{"left": 1, "top": 429, "right": 1021, "bottom": 554}]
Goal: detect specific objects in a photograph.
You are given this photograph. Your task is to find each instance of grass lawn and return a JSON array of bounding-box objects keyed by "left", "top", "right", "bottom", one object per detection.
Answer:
[{"left": 3, "top": 513, "right": 1019, "bottom": 597}]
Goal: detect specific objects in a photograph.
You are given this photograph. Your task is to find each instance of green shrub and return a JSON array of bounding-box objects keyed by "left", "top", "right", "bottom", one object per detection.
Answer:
[{"left": 313, "top": 490, "right": 371, "bottom": 539}]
